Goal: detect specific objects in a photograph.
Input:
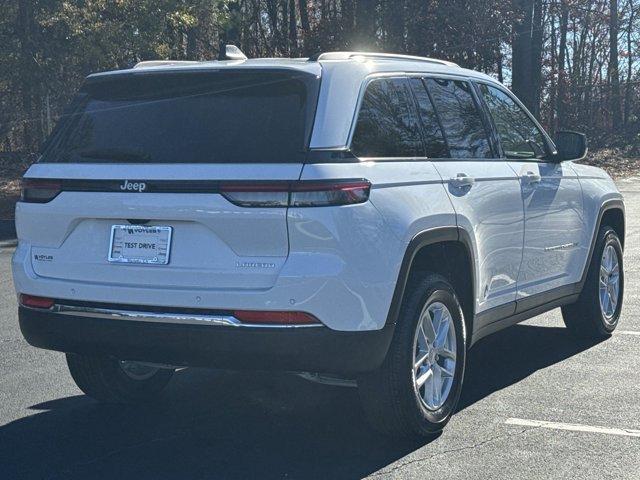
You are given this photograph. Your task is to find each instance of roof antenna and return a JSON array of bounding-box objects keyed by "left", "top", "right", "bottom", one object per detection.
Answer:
[{"left": 222, "top": 45, "right": 248, "bottom": 61}]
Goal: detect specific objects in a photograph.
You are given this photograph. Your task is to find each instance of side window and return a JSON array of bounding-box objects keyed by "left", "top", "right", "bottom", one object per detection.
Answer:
[
  {"left": 425, "top": 78, "right": 493, "bottom": 159},
  {"left": 351, "top": 78, "right": 423, "bottom": 158},
  {"left": 409, "top": 78, "right": 449, "bottom": 158},
  {"left": 479, "top": 83, "right": 547, "bottom": 159}
]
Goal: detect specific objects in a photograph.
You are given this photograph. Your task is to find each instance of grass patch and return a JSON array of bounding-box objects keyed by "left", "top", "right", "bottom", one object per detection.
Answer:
[{"left": 580, "top": 148, "right": 640, "bottom": 179}]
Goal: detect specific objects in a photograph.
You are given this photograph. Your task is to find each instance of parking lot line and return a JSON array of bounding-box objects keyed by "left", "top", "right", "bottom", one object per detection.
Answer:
[
  {"left": 505, "top": 418, "right": 640, "bottom": 438},
  {"left": 618, "top": 330, "right": 640, "bottom": 336}
]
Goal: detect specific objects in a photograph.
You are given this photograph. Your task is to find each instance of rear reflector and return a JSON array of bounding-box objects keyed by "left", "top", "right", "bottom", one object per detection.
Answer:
[
  {"left": 232, "top": 310, "right": 321, "bottom": 325},
  {"left": 20, "top": 294, "right": 55, "bottom": 309},
  {"left": 220, "top": 179, "right": 371, "bottom": 208},
  {"left": 21, "top": 179, "right": 62, "bottom": 203}
]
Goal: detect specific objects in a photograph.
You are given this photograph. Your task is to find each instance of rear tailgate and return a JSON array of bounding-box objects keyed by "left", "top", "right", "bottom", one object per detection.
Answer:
[
  {"left": 17, "top": 68, "right": 319, "bottom": 291},
  {"left": 19, "top": 164, "right": 302, "bottom": 290}
]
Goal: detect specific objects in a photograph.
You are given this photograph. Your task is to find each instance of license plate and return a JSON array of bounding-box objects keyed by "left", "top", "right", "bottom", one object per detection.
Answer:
[{"left": 108, "top": 225, "right": 172, "bottom": 265}]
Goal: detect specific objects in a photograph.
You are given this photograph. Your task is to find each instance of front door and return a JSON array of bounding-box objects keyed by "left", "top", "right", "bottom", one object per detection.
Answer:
[
  {"left": 510, "top": 160, "right": 584, "bottom": 306},
  {"left": 477, "top": 82, "right": 584, "bottom": 308}
]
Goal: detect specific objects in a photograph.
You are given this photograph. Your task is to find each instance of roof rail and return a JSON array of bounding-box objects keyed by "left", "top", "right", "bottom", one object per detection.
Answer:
[
  {"left": 308, "top": 51, "right": 458, "bottom": 67},
  {"left": 133, "top": 60, "right": 201, "bottom": 69}
]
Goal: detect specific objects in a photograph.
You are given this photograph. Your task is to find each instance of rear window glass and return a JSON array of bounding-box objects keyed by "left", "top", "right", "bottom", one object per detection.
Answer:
[
  {"left": 350, "top": 78, "right": 423, "bottom": 158},
  {"left": 41, "top": 70, "right": 319, "bottom": 164},
  {"left": 425, "top": 78, "right": 493, "bottom": 159}
]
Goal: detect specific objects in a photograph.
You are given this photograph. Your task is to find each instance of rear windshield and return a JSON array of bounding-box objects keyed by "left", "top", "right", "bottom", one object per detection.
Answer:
[{"left": 41, "top": 70, "right": 320, "bottom": 164}]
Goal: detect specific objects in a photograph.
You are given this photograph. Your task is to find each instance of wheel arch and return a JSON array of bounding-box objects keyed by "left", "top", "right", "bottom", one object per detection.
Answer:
[
  {"left": 385, "top": 227, "right": 477, "bottom": 344},
  {"left": 579, "top": 199, "right": 625, "bottom": 289},
  {"left": 600, "top": 204, "right": 625, "bottom": 249}
]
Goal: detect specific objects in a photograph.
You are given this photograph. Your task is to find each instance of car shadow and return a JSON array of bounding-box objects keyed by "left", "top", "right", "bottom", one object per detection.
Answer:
[
  {"left": 0, "top": 324, "right": 601, "bottom": 480},
  {"left": 459, "top": 324, "right": 604, "bottom": 411}
]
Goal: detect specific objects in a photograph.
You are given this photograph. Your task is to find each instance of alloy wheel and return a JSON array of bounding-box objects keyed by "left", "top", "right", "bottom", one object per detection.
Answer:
[
  {"left": 599, "top": 244, "right": 620, "bottom": 324},
  {"left": 412, "top": 301, "right": 457, "bottom": 410}
]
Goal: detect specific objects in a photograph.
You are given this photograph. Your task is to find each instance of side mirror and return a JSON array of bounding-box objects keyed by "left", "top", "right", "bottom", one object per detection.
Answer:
[{"left": 554, "top": 131, "right": 588, "bottom": 161}]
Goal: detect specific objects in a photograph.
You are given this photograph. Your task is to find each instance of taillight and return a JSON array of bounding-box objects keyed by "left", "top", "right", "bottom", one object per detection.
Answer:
[
  {"left": 219, "top": 182, "right": 290, "bottom": 207},
  {"left": 291, "top": 181, "right": 371, "bottom": 207},
  {"left": 19, "top": 294, "right": 55, "bottom": 309},
  {"left": 21, "top": 179, "right": 62, "bottom": 203},
  {"left": 220, "top": 180, "right": 371, "bottom": 208},
  {"left": 232, "top": 310, "right": 321, "bottom": 325}
]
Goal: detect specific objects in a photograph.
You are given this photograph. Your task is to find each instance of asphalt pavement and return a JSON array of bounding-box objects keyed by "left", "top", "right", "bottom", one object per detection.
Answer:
[
  {"left": 0, "top": 180, "right": 638, "bottom": 479},
  {"left": 0, "top": 219, "right": 16, "bottom": 242}
]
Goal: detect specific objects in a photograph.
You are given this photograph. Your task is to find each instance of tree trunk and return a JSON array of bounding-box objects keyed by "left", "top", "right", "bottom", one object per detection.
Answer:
[
  {"left": 530, "top": 0, "right": 544, "bottom": 117},
  {"left": 265, "top": 0, "right": 281, "bottom": 55},
  {"left": 281, "top": 0, "right": 289, "bottom": 54},
  {"left": 557, "top": 0, "right": 569, "bottom": 128},
  {"left": 297, "top": 0, "right": 311, "bottom": 54},
  {"left": 353, "top": 0, "right": 377, "bottom": 50},
  {"left": 298, "top": 0, "right": 310, "bottom": 32},
  {"left": 341, "top": 0, "right": 356, "bottom": 48},
  {"left": 585, "top": 30, "right": 600, "bottom": 129},
  {"left": 609, "top": 0, "right": 622, "bottom": 130},
  {"left": 512, "top": 0, "right": 535, "bottom": 112},
  {"left": 17, "top": 0, "right": 36, "bottom": 150},
  {"left": 549, "top": 0, "right": 557, "bottom": 131},
  {"left": 289, "top": 0, "right": 298, "bottom": 56},
  {"left": 623, "top": 3, "right": 635, "bottom": 126},
  {"left": 381, "top": 0, "right": 404, "bottom": 51},
  {"left": 186, "top": 28, "right": 198, "bottom": 59}
]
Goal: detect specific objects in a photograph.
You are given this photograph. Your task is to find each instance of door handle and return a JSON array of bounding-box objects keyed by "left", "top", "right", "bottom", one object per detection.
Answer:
[
  {"left": 521, "top": 171, "right": 542, "bottom": 184},
  {"left": 450, "top": 173, "right": 475, "bottom": 187}
]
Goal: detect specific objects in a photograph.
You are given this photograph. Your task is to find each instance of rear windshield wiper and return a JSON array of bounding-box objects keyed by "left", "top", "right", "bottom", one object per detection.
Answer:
[{"left": 70, "top": 148, "right": 152, "bottom": 163}]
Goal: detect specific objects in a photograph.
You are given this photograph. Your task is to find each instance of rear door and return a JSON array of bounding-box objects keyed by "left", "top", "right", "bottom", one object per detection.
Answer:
[
  {"left": 412, "top": 77, "right": 524, "bottom": 316},
  {"left": 477, "top": 82, "right": 584, "bottom": 305},
  {"left": 18, "top": 68, "right": 319, "bottom": 291}
]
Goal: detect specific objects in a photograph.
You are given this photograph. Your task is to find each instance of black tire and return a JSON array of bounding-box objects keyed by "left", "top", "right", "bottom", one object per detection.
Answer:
[
  {"left": 562, "top": 226, "right": 624, "bottom": 340},
  {"left": 66, "top": 353, "right": 174, "bottom": 404},
  {"left": 357, "top": 273, "right": 467, "bottom": 437}
]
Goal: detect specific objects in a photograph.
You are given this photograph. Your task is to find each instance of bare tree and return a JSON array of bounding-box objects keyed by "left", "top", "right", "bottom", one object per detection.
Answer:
[
  {"left": 557, "top": 0, "right": 569, "bottom": 128},
  {"left": 1, "top": 0, "right": 639, "bottom": 152},
  {"left": 623, "top": 0, "right": 637, "bottom": 126},
  {"left": 609, "top": 0, "right": 622, "bottom": 129},
  {"left": 353, "top": 0, "right": 377, "bottom": 50},
  {"left": 512, "top": 0, "right": 544, "bottom": 116},
  {"left": 289, "top": 0, "right": 298, "bottom": 56}
]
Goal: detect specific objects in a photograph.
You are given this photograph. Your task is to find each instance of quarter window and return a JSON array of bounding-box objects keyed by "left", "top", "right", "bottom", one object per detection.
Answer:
[
  {"left": 351, "top": 78, "right": 423, "bottom": 158},
  {"left": 479, "top": 83, "right": 547, "bottom": 159},
  {"left": 409, "top": 78, "right": 449, "bottom": 158},
  {"left": 425, "top": 78, "right": 493, "bottom": 159}
]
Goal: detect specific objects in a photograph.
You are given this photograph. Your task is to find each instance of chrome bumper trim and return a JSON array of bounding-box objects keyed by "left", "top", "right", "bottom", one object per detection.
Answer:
[{"left": 48, "top": 304, "right": 323, "bottom": 329}]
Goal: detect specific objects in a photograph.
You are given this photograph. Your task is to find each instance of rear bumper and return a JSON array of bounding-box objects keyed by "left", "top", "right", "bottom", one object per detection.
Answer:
[
  {"left": 18, "top": 305, "right": 394, "bottom": 374},
  {"left": 12, "top": 239, "right": 400, "bottom": 332}
]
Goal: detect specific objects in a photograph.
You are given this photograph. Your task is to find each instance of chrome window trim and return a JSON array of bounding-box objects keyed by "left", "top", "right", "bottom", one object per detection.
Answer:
[{"left": 34, "top": 303, "right": 324, "bottom": 329}]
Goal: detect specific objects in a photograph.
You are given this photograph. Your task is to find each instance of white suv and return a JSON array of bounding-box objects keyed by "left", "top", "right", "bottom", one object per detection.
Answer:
[{"left": 13, "top": 50, "right": 625, "bottom": 437}]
